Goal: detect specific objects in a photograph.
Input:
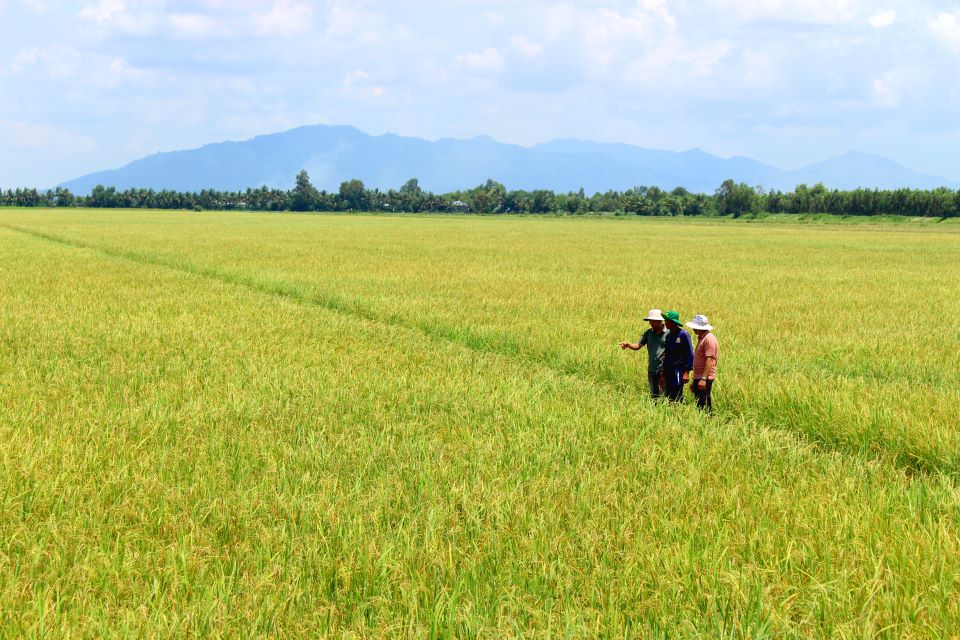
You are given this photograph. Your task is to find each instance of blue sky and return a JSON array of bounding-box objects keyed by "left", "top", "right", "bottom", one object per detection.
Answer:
[{"left": 2, "top": 0, "right": 960, "bottom": 188}]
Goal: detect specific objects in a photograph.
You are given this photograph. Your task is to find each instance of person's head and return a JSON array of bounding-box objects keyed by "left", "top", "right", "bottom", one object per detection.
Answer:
[
  {"left": 685, "top": 314, "right": 713, "bottom": 338},
  {"left": 662, "top": 310, "right": 682, "bottom": 332},
  {"left": 644, "top": 309, "right": 665, "bottom": 332}
]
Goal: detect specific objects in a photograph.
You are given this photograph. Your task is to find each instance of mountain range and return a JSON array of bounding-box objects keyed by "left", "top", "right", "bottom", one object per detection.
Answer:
[{"left": 60, "top": 125, "right": 959, "bottom": 195}]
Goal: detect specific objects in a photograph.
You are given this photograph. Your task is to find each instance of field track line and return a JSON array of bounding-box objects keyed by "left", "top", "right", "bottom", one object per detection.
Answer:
[{"left": 2, "top": 221, "right": 955, "bottom": 481}]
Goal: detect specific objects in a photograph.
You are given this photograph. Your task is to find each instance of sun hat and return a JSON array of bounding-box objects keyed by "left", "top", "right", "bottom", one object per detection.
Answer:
[
  {"left": 644, "top": 309, "right": 665, "bottom": 322},
  {"left": 685, "top": 314, "right": 713, "bottom": 331},
  {"left": 662, "top": 310, "right": 682, "bottom": 326}
]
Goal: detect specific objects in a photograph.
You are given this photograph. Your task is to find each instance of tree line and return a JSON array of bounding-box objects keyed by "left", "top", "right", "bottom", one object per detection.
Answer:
[{"left": 2, "top": 172, "right": 959, "bottom": 217}]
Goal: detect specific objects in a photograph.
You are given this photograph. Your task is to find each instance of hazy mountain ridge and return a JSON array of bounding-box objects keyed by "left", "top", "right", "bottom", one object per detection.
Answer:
[{"left": 60, "top": 125, "right": 959, "bottom": 195}]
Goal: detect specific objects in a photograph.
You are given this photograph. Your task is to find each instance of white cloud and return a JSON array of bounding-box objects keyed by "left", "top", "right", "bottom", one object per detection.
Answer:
[
  {"left": 9, "top": 45, "right": 79, "bottom": 77},
  {"left": 21, "top": 0, "right": 49, "bottom": 12},
  {"left": 625, "top": 39, "right": 732, "bottom": 85},
  {"left": 637, "top": 0, "right": 676, "bottom": 29},
  {"left": 100, "top": 56, "right": 149, "bottom": 87},
  {"left": 8, "top": 44, "right": 151, "bottom": 89},
  {"left": 7, "top": 121, "right": 96, "bottom": 151},
  {"left": 583, "top": 7, "right": 658, "bottom": 49},
  {"left": 533, "top": 3, "right": 579, "bottom": 41},
  {"left": 575, "top": 5, "right": 676, "bottom": 75},
  {"left": 78, "top": 0, "right": 162, "bottom": 36},
  {"left": 930, "top": 10, "right": 960, "bottom": 52},
  {"left": 509, "top": 36, "right": 543, "bottom": 59},
  {"left": 734, "top": 49, "right": 780, "bottom": 89},
  {"left": 339, "top": 68, "right": 384, "bottom": 100},
  {"left": 342, "top": 69, "right": 369, "bottom": 85},
  {"left": 168, "top": 12, "right": 219, "bottom": 38},
  {"left": 872, "top": 71, "right": 903, "bottom": 107},
  {"left": 9, "top": 47, "right": 39, "bottom": 72},
  {"left": 482, "top": 11, "right": 506, "bottom": 26},
  {"left": 321, "top": 4, "right": 408, "bottom": 47},
  {"left": 696, "top": 0, "right": 861, "bottom": 25},
  {"left": 77, "top": 2, "right": 234, "bottom": 38},
  {"left": 184, "top": 0, "right": 266, "bottom": 10},
  {"left": 79, "top": 0, "right": 124, "bottom": 23},
  {"left": 339, "top": 84, "right": 385, "bottom": 100},
  {"left": 455, "top": 48, "right": 505, "bottom": 74},
  {"left": 868, "top": 10, "right": 896, "bottom": 29},
  {"left": 256, "top": 0, "right": 312, "bottom": 36}
]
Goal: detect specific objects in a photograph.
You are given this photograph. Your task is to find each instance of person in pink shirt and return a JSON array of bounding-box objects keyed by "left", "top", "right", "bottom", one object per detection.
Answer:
[{"left": 686, "top": 314, "right": 718, "bottom": 412}]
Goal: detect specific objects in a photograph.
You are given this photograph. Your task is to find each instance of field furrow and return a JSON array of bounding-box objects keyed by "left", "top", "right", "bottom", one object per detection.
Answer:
[{"left": 2, "top": 212, "right": 959, "bottom": 479}]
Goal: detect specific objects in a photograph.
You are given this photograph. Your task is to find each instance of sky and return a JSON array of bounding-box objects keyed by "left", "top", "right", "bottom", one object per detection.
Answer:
[{"left": 2, "top": 0, "right": 960, "bottom": 188}]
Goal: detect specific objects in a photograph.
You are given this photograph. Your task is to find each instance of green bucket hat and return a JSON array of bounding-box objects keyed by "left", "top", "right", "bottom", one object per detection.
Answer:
[{"left": 662, "top": 310, "right": 682, "bottom": 326}]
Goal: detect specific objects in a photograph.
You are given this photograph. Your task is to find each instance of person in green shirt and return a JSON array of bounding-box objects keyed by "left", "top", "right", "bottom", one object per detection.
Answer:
[{"left": 619, "top": 309, "right": 667, "bottom": 399}]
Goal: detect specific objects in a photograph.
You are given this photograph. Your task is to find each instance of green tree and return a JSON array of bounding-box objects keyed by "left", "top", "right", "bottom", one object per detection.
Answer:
[
  {"left": 468, "top": 179, "right": 506, "bottom": 213},
  {"left": 398, "top": 178, "right": 426, "bottom": 212},
  {"left": 339, "top": 179, "right": 366, "bottom": 210},
  {"left": 400, "top": 178, "right": 422, "bottom": 196},
  {"left": 292, "top": 170, "right": 319, "bottom": 211},
  {"left": 715, "top": 179, "right": 757, "bottom": 217},
  {"left": 90, "top": 184, "right": 118, "bottom": 208}
]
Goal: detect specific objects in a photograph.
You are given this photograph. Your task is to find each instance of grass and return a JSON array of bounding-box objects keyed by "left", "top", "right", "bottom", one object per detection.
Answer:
[{"left": 1, "top": 208, "right": 959, "bottom": 638}]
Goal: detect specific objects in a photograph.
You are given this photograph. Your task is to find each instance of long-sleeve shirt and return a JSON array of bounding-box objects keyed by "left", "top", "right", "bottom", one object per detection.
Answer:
[{"left": 661, "top": 329, "right": 694, "bottom": 373}]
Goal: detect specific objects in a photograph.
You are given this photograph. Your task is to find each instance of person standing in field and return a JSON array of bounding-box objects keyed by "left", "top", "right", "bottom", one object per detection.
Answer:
[
  {"left": 661, "top": 310, "right": 694, "bottom": 402},
  {"left": 619, "top": 309, "right": 667, "bottom": 399},
  {"left": 686, "top": 314, "right": 719, "bottom": 412}
]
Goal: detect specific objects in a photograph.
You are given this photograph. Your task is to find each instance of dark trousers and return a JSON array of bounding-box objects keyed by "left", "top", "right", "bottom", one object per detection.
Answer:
[
  {"left": 663, "top": 368, "right": 685, "bottom": 402},
  {"left": 692, "top": 379, "right": 714, "bottom": 412},
  {"left": 647, "top": 371, "right": 664, "bottom": 399}
]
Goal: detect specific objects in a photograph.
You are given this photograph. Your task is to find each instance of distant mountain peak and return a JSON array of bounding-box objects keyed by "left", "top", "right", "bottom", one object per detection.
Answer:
[{"left": 58, "top": 124, "right": 959, "bottom": 195}]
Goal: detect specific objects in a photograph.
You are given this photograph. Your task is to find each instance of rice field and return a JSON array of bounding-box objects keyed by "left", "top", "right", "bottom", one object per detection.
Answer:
[{"left": 1, "top": 208, "right": 959, "bottom": 638}]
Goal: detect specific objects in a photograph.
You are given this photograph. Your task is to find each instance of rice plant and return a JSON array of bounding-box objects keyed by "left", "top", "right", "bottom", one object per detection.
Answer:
[{"left": 1, "top": 210, "right": 958, "bottom": 638}]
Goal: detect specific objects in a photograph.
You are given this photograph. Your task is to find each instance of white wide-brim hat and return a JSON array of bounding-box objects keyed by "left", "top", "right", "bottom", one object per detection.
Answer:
[
  {"left": 685, "top": 314, "right": 713, "bottom": 331},
  {"left": 644, "top": 309, "right": 665, "bottom": 322}
]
